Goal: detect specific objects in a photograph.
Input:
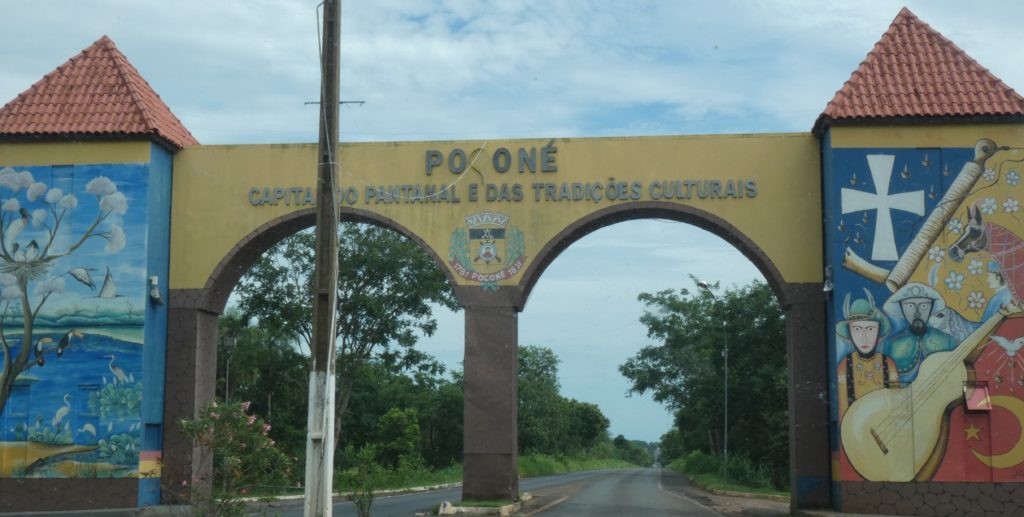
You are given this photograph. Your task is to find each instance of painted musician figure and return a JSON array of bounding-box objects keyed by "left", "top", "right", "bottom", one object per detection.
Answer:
[
  {"left": 836, "top": 292, "right": 897, "bottom": 420},
  {"left": 883, "top": 283, "right": 958, "bottom": 384}
]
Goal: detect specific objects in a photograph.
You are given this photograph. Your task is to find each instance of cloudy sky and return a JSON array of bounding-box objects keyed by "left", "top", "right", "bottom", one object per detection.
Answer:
[{"left": 3, "top": 1, "right": 1022, "bottom": 442}]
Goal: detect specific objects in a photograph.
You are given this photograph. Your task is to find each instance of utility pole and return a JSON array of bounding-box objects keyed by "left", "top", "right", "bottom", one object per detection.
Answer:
[{"left": 304, "top": 0, "right": 341, "bottom": 516}]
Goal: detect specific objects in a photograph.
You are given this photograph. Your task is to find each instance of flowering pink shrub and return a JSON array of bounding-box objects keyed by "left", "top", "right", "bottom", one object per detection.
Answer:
[{"left": 177, "top": 400, "right": 294, "bottom": 513}]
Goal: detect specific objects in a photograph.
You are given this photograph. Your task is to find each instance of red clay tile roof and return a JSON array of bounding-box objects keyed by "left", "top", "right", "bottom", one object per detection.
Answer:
[
  {"left": 0, "top": 35, "right": 198, "bottom": 149},
  {"left": 814, "top": 7, "right": 1024, "bottom": 134}
]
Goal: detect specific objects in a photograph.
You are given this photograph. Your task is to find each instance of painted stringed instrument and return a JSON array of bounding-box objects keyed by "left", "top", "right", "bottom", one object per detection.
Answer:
[{"left": 841, "top": 311, "right": 1005, "bottom": 481}]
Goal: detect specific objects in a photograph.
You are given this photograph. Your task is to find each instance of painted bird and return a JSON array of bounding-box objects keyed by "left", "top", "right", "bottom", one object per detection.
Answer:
[
  {"left": 52, "top": 393, "right": 71, "bottom": 428},
  {"left": 4, "top": 210, "right": 28, "bottom": 250},
  {"left": 991, "top": 335, "right": 1024, "bottom": 357},
  {"left": 24, "top": 240, "right": 38, "bottom": 260},
  {"left": 66, "top": 267, "right": 98, "bottom": 290},
  {"left": 105, "top": 354, "right": 128, "bottom": 384},
  {"left": 34, "top": 337, "right": 53, "bottom": 366},
  {"left": 56, "top": 330, "right": 83, "bottom": 357}
]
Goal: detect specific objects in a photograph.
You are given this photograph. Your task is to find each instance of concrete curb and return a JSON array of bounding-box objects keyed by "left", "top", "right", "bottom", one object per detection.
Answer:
[
  {"left": 704, "top": 486, "right": 789, "bottom": 503},
  {"left": 432, "top": 493, "right": 533, "bottom": 516}
]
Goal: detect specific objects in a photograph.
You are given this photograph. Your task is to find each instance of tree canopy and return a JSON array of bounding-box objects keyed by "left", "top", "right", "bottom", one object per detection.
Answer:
[
  {"left": 233, "top": 223, "right": 460, "bottom": 453},
  {"left": 619, "top": 279, "right": 789, "bottom": 487}
]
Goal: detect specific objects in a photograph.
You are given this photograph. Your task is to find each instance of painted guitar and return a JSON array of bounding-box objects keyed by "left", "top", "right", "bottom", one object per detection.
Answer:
[{"left": 841, "top": 312, "right": 1005, "bottom": 481}]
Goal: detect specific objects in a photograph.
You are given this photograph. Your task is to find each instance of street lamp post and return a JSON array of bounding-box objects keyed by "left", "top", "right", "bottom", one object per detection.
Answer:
[
  {"left": 697, "top": 280, "right": 728, "bottom": 484},
  {"left": 222, "top": 337, "right": 236, "bottom": 403}
]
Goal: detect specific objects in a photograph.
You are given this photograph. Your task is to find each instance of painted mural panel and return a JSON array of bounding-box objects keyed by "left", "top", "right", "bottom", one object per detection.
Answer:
[
  {"left": 828, "top": 138, "right": 1024, "bottom": 484},
  {"left": 0, "top": 163, "right": 146, "bottom": 478}
]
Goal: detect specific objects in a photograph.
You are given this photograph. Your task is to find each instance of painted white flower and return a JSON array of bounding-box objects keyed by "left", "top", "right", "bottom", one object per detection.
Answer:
[
  {"left": 945, "top": 271, "right": 964, "bottom": 291},
  {"left": 100, "top": 192, "right": 128, "bottom": 215},
  {"left": 59, "top": 194, "right": 78, "bottom": 210},
  {"left": 45, "top": 188, "right": 64, "bottom": 204},
  {"left": 105, "top": 223, "right": 126, "bottom": 252},
  {"left": 928, "top": 245, "right": 945, "bottom": 263},
  {"left": 26, "top": 182, "right": 47, "bottom": 201},
  {"left": 1004, "top": 198, "right": 1020, "bottom": 213},
  {"left": 0, "top": 173, "right": 22, "bottom": 192},
  {"left": 31, "top": 209, "right": 47, "bottom": 228},
  {"left": 85, "top": 176, "right": 117, "bottom": 196},
  {"left": 15, "top": 171, "right": 33, "bottom": 189},
  {"left": 2, "top": 198, "right": 21, "bottom": 212},
  {"left": 983, "top": 168, "right": 998, "bottom": 181},
  {"left": 968, "top": 259, "right": 984, "bottom": 275},
  {"left": 968, "top": 291, "right": 986, "bottom": 310},
  {"left": 947, "top": 218, "right": 963, "bottom": 235},
  {"left": 1009, "top": 170, "right": 1021, "bottom": 187},
  {"left": 34, "top": 277, "right": 65, "bottom": 296},
  {"left": 980, "top": 197, "right": 998, "bottom": 215}
]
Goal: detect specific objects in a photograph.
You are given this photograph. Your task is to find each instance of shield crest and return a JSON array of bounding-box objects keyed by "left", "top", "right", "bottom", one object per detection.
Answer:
[
  {"left": 449, "top": 211, "right": 527, "bottom": 289},
  {"left": 471, "top": 227, "right": 505, "bottom": 266}
]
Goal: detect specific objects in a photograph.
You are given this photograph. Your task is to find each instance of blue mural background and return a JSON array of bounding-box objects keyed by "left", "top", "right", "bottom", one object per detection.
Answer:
[{"left": 0, "top": 162, "right": 147, "bottom": 478}]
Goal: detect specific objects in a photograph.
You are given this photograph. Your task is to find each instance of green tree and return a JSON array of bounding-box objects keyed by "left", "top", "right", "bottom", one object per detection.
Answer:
[
  {"left": 342, "top": 360, "right": 463, "bottom": 469},
  {"left": 518, "top": 345, "right": 568, "bottom": 454},
  {"left": 374, "top": 407, "right": 421, "bottom": 469},
  {"left": 619, "top": 279, "right": 789, "bottom": 488},
  {"left": 217, "top": 310, "right": 308, "bottom": 456},
  {"left": 518, "top": 345, "right": 613, "bottom": 456},
  {"left": 234, "top": 224, "right": 459, "bottom": 457},
  {"left": 658, "top": 426, "right": 686, "bottom": 465},
  {"left": 611, "top": 434, "right": 653, "bottom": 466}
]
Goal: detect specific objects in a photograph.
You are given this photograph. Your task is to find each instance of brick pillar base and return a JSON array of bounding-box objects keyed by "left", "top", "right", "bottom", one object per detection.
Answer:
[
  {"left": 462, "top": 302, "right": 519, "bottom": 501},
  {"left": 783, "top": 282, "right": 831, "bottom": 510},
  {"left": 163, "top": 292, "right": 218, "bottom": 504}
]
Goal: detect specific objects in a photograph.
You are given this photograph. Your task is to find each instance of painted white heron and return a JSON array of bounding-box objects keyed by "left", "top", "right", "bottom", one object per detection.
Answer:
[
  {"left": 105, "top": 354, "right": 128, "bottom": 384},
  {"left": 52, "top": 393, "right": 71, "bottom": 428}
]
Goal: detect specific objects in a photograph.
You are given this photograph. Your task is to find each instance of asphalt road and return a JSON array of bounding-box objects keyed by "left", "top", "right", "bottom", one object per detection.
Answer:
[{"left": 255, "top": 468, "right": 790, "bottom": 516}]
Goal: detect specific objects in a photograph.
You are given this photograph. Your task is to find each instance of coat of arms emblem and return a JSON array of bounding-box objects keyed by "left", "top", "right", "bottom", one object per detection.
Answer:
[{"left": 449, "top": 211, "right": 526, "bottom": 290}]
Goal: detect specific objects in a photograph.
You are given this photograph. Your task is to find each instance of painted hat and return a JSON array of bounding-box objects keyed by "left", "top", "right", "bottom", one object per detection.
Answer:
[
  {"left": 883, "top": 282, "right": 946, "bottom": 320},
  {"left": 836, "top": 291, "right": 891, "bottom": 342}
]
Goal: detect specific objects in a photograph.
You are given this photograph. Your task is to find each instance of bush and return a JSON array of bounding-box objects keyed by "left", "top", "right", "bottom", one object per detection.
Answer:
[
  {"left": 724, "top": 454, "right": 770, "bottom": 488},
  {"left": 176, "top": 400, "right": 294, "bottom": 516},
  {"left": 681, "top": 450, "right": 719, "bottom": 475}
]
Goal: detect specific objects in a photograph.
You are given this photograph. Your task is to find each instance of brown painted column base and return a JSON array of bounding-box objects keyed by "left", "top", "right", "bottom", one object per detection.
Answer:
[
  {"left": 163, "top": 290, "right": 219, "bottom": 504},
  {"left": 461, "top": 290, "right": 520, "bottom": 502},
  {"left": 783, "top": 282, "right": 831, "bottom": 511}
]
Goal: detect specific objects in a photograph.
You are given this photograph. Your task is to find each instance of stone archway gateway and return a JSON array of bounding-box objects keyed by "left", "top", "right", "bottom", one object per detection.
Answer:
[
  {"left": 169, "top": 134, "right": 827, "bottom": 506},
  {"left": 4, "top": 7, "right": 1024, "bottom": 516}
]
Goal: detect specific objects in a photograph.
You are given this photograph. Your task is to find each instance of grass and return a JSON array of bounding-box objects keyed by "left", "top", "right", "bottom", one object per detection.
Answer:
[
  {"left": 666, "top": 457, "right": 788, "bottom": 499},
  {"left": 519, "top": 454, "right": 638, "bottom": 478},
  {"left": 375, "top": 463, "right": 463, "bottom": 490},
  {"left": 684, "top": 472, "right": 789, "bottom": 498}
]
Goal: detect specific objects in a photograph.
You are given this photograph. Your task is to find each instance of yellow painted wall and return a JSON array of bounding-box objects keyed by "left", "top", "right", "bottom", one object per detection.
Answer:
[{"left": 170, "top": 134, "right": 823, "bottom": 291}]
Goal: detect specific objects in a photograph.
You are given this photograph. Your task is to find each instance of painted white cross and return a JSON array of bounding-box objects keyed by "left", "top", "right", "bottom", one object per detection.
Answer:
[{"left": 841, "top": 155, "right": 925, "bottom": 261}]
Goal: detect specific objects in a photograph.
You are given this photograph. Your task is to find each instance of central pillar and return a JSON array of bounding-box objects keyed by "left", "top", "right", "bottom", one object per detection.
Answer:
[
  {"left": 782, "top": 282, "right": 831, "bottom": 511},
  {"left": 460, "top": 288, "right": 520, "bottom": 502}
]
